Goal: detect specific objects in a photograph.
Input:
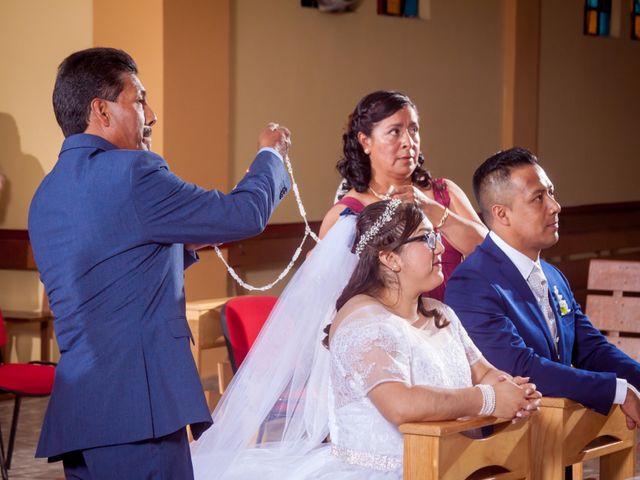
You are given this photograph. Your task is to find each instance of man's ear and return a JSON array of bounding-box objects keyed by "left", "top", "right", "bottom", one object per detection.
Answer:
[
  {"left": 491, "top": 203, "right": 510, "bottom": 227},
  {"left": 89, "top": 98, "right": 111, "bottom": 127},
  {"left": 378, "top": 250, "right": 401, "bottom": 272},
  {"left": 357, "top": 132, "right": 371, "bottom": 154}
]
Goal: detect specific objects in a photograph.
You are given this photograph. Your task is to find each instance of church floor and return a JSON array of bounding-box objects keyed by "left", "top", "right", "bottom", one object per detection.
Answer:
[
  {"left": 0, "top": 396, "right": 637, "bottom": 479},
  {"left": 0, "top": 396, "right": 63, "bottom": 479}
]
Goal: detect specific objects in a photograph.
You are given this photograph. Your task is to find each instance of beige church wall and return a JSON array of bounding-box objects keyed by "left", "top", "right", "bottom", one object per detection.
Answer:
[
  {"left": 230, "top": 0, "right": 505, "bottom": 224},
  {"left": 0, "top": 0, "right": 92, "bottom": 361},
  {"left": 0, "top": 1, "right": 91, "bottom": 232},
  {"left": 538, "top": 0, "right": 640, "bottom": 206},
  {"left": 163, "top": 0, "right": 231, "bottom": 302},
  {"left": 94, "top": 0, "right": 231, "bottom": 301},
  {"left": 93, "top": 0, "right": 164, "bottom": 157}
]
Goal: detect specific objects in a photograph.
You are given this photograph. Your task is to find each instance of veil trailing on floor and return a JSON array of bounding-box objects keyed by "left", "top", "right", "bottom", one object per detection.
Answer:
[{"left": 191, "top": 215, "right": 358, "bottom": 478}]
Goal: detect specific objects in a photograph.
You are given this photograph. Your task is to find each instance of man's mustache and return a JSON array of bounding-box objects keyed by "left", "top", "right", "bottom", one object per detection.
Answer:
[{"left": 143, "top": 127, "right": 152, "bottom": 138}]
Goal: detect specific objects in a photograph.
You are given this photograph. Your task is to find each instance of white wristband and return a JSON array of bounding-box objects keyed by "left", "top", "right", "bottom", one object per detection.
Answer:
[{"left": 477, "top": 384, "right": 496, "bottom": 416}]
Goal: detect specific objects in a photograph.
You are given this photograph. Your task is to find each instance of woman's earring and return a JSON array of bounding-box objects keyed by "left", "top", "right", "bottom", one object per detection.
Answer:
[{"left": 364, "top": 148, "right": 370, "bottom": 155}]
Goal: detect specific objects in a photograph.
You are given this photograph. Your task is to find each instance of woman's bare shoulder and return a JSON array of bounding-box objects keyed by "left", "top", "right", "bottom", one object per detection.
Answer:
[{"left": 319, "top": 190, "right": 368, "bottom": 238}]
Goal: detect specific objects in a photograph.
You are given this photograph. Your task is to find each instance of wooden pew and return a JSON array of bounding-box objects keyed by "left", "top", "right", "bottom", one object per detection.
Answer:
[
  {"left": 400, "top": 416, "right": 530, "bottom": 479},
  {"left": 400, "top": 397, "right": 635, "bottom": 480},
  {"left": 0, "top": 229, "right": 53, "bottom": 362},
  {"left": 185, "top": 297, "right": 231, "bottom": 409},
  {"left": 585, "top": 259, "right": 640, "bottom": 361},
  {"left": 532, "top": 397, "right": 635, "bottom": 480}
]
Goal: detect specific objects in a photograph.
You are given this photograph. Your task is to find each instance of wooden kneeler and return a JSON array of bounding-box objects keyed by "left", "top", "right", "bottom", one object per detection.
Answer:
[
  {"left": 531, "top": 397, "right": 635, "bottom": 480},
  {"left": 400, "top": 416, "right": 530, "bottom": 479}
]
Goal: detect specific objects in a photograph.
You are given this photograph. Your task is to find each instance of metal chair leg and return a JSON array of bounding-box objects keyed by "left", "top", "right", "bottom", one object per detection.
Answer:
[
  {"left": 0, "top": 420, "right": 8, "bottom": 480},
  {"left": 6, "top": 395, "right": 21, "bottom": 470}
]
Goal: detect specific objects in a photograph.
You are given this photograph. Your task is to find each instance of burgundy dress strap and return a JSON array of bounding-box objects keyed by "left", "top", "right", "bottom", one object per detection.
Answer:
[
  {"left": 431, "top": 178, "right": 451, "bottom": 208},
  {"left": 335, "top": 196, "right": 365, "bottom": 214},
  {"left": 424, "top": 177, "right": 463, "bottom": 302}
]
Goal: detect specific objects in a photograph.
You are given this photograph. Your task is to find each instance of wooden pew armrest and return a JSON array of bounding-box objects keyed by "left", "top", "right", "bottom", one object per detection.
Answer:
[{"left": 399, "top": 415, "right": 512, "bottom": 437}]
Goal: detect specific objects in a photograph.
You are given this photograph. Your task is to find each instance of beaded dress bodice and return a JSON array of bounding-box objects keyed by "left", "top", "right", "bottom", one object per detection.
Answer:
[{"left": 328, "top": 301, "right": 482, "bottom": 472}]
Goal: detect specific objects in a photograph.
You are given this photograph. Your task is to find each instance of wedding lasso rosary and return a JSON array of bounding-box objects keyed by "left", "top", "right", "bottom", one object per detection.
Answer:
[{"left": 213, "top": 154, "right": 320, "bottom": 291}]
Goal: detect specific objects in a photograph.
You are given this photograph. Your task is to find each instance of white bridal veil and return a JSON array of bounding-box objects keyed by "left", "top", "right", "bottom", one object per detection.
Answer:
[{"left": 191, "top": 215, "right": 358, "bottom": 479}]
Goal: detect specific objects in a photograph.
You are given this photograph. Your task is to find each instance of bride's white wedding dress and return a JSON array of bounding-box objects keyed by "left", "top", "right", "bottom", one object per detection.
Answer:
[{"left": 190, "top": 215, "right": 482, "bottom": 479}]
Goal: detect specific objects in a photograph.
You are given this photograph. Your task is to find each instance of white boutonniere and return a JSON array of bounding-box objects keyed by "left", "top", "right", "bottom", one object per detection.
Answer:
[{"left": 552, "top": 286, "right": 571, "bottom": 315}]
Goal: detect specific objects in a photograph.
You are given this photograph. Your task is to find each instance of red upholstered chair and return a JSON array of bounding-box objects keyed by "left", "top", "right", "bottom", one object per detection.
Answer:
[
  {"left": 220, "top": 296, "right": 278, "bottom": 373},
  {"left": 0, "top": 308, "right": 55, "bottom": 478}
]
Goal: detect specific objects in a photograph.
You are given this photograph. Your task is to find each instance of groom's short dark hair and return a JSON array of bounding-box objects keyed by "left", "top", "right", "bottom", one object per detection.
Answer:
[
  {"left": 53, "top": 47, "right": 138, "bottom": 137},
  {"left": 473, "top": 147, "right": 538, "bottom": 226}
]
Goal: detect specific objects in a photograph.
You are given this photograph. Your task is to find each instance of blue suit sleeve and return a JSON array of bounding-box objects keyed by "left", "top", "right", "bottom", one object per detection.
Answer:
[
  {"left": 445, "top": 267, "right": 617, "bottom": 415},
  {"left": 549, "top": 267, "right": 640, "bottom": 390},
  {"left": 129, "top": 150, "right": 290, "bottom": 245},
  {"left": 183, "top": 248, "right": 199, "bottom": 270}
]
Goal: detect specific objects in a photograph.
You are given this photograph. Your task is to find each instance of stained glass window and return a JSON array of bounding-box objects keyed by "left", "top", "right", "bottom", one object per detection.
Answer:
[
  {"left": 632, "top": 0, "right": 640, "bottom": 40},
  {"left": 584, "top": 0, "right": 612, "bottom": 36},
  {"left": 377, "top": 0, "right": 419, "bottom": 18}
]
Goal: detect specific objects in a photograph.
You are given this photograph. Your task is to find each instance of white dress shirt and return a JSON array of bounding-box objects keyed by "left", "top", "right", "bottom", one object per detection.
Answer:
[{"left": 489, "top": 231, "right": 628, "bottom": 404}]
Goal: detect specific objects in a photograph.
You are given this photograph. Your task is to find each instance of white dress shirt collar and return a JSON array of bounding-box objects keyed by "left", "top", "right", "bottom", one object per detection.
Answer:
[{"left": 489, "top": 231, "right": 541, "bottom": 281}]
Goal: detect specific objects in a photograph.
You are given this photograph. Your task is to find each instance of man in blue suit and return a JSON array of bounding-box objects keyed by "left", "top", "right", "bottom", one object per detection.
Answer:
[
  {"left": 28, "top": 48, "right": 291, "bottom": 478},
  {"left": 445, "top": 147, "right": 640, "bottom": 429}
]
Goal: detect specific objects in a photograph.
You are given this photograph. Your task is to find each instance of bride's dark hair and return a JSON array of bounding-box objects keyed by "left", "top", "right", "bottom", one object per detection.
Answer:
[
  {"left": 336, "top": 90, "right": 433, "bottom": 196},
  {"left": 323, "top": 201, "right": 448, "bottom": 348}
]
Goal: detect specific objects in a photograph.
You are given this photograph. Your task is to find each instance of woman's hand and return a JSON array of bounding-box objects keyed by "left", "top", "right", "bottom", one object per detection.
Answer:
[
  {"left": 386, "top": 185, "right": 445, "bottom": 224},
  {"left": 492, "top": 375, "right": 541, "bottom": 420},
  {"left": 386, "top": 185, "right": 439, "bottom": 207}
]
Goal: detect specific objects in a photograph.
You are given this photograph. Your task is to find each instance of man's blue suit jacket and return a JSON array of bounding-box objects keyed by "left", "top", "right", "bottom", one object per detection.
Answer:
[
  {"left": 445, "top": 235, "right": 640, "bottom": 415},
  {"left": 28, "top": 134, "right": 290, "bottom": 458}
]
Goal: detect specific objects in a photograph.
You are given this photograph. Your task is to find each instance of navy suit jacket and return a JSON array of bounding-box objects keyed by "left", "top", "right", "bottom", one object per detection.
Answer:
[
  {"left": 28, "top": 134, "right": 290, "bottom": 458},
  {"left": 445, "top": 235, "right": 640, "bottom": 415}
]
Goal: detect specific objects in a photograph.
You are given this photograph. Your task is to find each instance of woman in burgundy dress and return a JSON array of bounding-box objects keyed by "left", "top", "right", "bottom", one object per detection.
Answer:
[{"left": 320, "top": 91, "right": 487, "bottom": 300}]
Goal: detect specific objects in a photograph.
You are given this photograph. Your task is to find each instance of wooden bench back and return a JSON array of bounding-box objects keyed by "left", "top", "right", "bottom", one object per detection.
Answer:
[{"left": 586, "top": 259, "right": 640, "bottom": 360}]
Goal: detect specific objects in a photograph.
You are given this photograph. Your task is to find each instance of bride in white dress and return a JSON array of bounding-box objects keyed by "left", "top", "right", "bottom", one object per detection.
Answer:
[{"left": 190, "top": 200, "right": 540, "bottom": 479}]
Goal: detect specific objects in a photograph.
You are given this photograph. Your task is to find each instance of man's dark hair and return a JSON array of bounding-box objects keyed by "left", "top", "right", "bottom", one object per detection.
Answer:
[
  {"left": 53, "top": 47, "right": 138, "bottom": 137},
  {"left": 472, "top": 147, "right": 538, "bottom": 225}
]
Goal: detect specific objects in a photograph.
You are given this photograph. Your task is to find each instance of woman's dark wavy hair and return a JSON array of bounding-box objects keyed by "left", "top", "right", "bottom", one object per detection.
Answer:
[
  {"left": 336, "top": 90, "right": 433, "bottom": 195},
  {"left": 323, "top": 201, "right": 448, "bottom": 348}
]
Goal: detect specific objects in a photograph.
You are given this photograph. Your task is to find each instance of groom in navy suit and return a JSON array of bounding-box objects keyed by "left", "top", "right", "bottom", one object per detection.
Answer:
[
  {"left": 28, "top": 48, "right": 291, "bottom": 478},
  {"left": 445, "top": 147, "right": 640, "bottom": 429}
]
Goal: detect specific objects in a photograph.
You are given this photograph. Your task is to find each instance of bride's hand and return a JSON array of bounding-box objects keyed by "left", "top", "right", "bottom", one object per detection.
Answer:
[{"left": 492, "top": 375, "right": 540, "bottom": 421}]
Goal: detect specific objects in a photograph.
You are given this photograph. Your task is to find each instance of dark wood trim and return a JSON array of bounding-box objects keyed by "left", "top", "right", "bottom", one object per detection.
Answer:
[
  {"left": 558, "top": 200, "right": 640, "bottom": 215},
  {"left": 219, "top": 220, "right": 322, "bottom": 248},
  {"left": 2, "top": 199, "right": 638, "bottom": 279},
  {"left": 0, "top": 229, "right": 36, "bottom": 270},
  {"left": 0, "top": 230, "right": 30, "bottom": 241}
]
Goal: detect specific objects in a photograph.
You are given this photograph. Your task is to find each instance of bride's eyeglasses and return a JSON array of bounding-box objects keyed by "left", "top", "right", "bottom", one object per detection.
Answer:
[{"left": 399, "top": 231, "right": 442, "bottom": 250}]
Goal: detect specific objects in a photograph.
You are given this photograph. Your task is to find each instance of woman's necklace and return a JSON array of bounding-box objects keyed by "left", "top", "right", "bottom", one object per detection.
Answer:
[{"left": 368, "top": 186, "right": 391, "bottom": 200}]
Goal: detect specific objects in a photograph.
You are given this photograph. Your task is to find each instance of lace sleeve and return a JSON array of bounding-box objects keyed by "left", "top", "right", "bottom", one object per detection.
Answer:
[
  {"left": 331, "top": 311, "right": 411, "bottom": 395},
  {"left": 445, "top": 305, "right": 483, "bottom": 365}
]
